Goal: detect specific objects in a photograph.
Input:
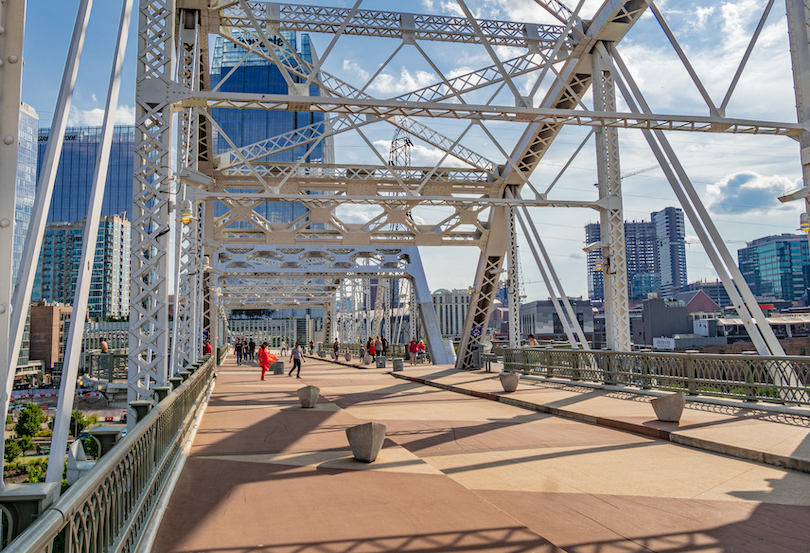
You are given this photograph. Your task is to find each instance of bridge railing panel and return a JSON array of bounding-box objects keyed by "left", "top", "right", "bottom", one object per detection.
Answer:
[
  {"left": 4, "top": 355, "right": 216, "bottom": 553},
  {"left": 501, "top": 348, "right": 810, "bottom": 405}
]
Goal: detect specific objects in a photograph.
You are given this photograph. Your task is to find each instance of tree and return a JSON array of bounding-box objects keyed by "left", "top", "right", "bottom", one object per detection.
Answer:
[
  {"left": 4, "top": 439, "right": 21, "bottom": 464},
  {"left": 15, "top": 404, "right": 44, "bottom": 437},
  {"left": 17, "top": 436, "right": 34, "bottom": 454},
  {"left": 70, "top": 410, "right": 88, "bottom": 437}
]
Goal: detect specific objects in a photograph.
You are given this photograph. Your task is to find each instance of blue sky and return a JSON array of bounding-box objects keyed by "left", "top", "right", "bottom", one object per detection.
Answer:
[{"left": 20, "top": 0, "right": 807, "bottom": 301}]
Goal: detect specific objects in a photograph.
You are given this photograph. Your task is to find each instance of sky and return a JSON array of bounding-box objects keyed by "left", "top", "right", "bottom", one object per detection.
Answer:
[{"left": 19, "top": 0, "right": 807, "bottom": 302}]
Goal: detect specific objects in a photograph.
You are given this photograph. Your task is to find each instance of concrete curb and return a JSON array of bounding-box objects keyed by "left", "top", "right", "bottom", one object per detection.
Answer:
[{"left": 389, "top": 372, "right": 810, "bottom": 475}]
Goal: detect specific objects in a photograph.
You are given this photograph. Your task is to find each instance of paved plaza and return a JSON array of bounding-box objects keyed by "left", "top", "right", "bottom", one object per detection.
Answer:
[{"left": 153, "top": 355, "right": 810, "bottom": 552}]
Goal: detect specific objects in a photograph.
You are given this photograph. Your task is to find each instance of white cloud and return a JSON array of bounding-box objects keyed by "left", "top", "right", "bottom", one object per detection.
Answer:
[
  {"left": 420, "top": 0, "right": 435, "bottom": 10},
  {"left": 68, "top": 104, "right": 135, "bottom": 126},
  {"left": 707, "top": 171, "right": 799, "bottom": 216},
  {"left": 369, "top": 68, "right": 438, "bottom": 96},
  {"left": 342, "top": 60, "right": 369, "bottom": 81}
]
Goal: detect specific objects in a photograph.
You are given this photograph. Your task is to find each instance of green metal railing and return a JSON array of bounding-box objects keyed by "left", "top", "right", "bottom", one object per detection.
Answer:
[
  {"left": 86, "top": 350, "right": 128, "bottom": 381},
  {"left": 5, "top": 355, "right": 216, "bottom": 553},
  {"left": 502, "top": 348, "right": 810, "bottom": 405}
]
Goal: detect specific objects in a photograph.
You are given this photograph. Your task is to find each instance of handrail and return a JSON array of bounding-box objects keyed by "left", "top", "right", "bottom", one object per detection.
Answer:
[
  {"left": 4, "top": 355, "right": 216, "bottom": 552},
  {"left": 502, "top": 348, "right": 810, "bottom": 405}
]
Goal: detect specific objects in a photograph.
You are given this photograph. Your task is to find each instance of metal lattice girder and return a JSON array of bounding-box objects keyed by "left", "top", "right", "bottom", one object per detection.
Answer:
[
  {"left": 129, "top": 0, "right": 175, "bottom": 409},
  {"left": 177, "top": 92, "right": 802, "bottom": 138},
  {"left": 593, "top": 49, "right": 630, "bottom": 352},
  {"left": 456, "top": 206, "right": 510, "bottom": 370},
  {"left": 504, "top": 0, "right": 648, "bottom": 183},
  {"left": 218, "top": 2, "right": 573, "bottom": 49}
]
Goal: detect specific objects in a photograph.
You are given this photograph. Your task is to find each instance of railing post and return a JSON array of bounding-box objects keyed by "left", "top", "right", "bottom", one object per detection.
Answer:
[
  {"left": 605, "top": 352, "right": 616, "bottom": 385},
  {"left": 641, "top": 355, "right": 651, "bottom": 389},
  {"left": 687, "top": 353, "right": 697, "bottom": 396},
  {"left": 572, "top": 351, "right": 581, "bottom": 381}
]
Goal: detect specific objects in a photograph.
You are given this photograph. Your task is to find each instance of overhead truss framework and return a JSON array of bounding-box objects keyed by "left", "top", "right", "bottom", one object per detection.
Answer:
[{"left": 126, "top": 0, "right": 810, "bottom": 389}]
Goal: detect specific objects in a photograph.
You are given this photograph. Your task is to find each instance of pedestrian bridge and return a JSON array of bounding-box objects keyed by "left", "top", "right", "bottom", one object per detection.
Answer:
[{"left": 5, "top": 350, "right": 810, "bottom": 552}]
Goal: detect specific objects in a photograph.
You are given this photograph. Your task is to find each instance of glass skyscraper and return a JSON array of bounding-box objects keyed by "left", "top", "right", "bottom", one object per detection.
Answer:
[
  {"left": 33, "top": 215, "right": 131, "bottom": 319},
  {"left": 15, "top": 103, "right": 38, "bottom": 288},
  {"left": 210, "top": 31, "right": 333, "bottom": 224},
  {"left": 738, "top": 234, "right": 810, "bottom": 303},
  {"left": 37, "top": 125, "right": 135, "bottom": 223},
  {"left": 15, "top": 103, "right": 39, "bottom": 368}
]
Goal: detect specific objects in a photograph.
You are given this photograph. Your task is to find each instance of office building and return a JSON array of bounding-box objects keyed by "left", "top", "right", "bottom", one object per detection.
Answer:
[
  {"left": 653, "top": 207, "right": 687, "bottom": 296},
  {"left": 33, "top": 215, "right": 130, "bottom": 319},
  {"left": 586, "top": 207, "right": 687, "bottom": 301},
  {"left": 432, "top": 289, "right": 471, "bottom": 339},
  {"left": 15, "top": 103, "right": 38, "bottom": 287},
  {"left": 586, "top": 220, "right": 658, "bottom": 301},
  {"left": 738, "top": 234, "right": 810, "bottom": 303},
  {"left": 211, "top": 31, "right": 333, "bottom": 225},
  {"left": 520, "top": 300, "right": 595, "bottom": 342},
  {"left": 37, "top": 125, "right": 135, "bottom": 223},
  {"left": 29, "top": 301, "right": 72, "bottom": 373}
]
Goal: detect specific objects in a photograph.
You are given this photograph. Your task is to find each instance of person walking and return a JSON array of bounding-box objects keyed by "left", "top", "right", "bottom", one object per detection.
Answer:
[
  {"left": 258, "top": 342, "right": 272, "bottom": 380},
  {"left": 280, "top": 339, "right": 287, "bottom": 357},
  {"left": 528, "top": 334, "right": 539, "bottom": 346},
  {"left": 288, "top": 342, "right": 305, "bottom": 378},
  {"left": 333, "top": 338, "right": 339, "bottom": 357},
  {"left": 368, "top": 338, "right": 376, "bottom": 357},
  {"left": 381, "top": 336, "right": 387, "bottom": 357},
  {"left": 234, "top": 339, "right": 243, "bottom": 365},
  {"left": 309, "top": 339, "right": 315, "bottom": 354},
  {"left": 248, "top": 338, "right": 256, "bottom": 361},
  {"left": 375, "top": 337, "right": 382, "bottom": 357},
  {"left": 408, "top": 339, "right": 418, "bottom": 365},
  {"left": 203, "top": 340, "right": 213, "bottom": 355},
  {"left": 99, "top": 337, "right": 109, "bottom": 353}
]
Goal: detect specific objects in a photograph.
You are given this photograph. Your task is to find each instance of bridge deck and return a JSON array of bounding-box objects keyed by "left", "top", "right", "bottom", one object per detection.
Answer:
[{"left": 153, "top": 355, "right": 810, "bottom": 552}]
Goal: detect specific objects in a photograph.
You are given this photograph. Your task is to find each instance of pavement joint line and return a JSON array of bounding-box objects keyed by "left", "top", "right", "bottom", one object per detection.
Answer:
[{"left": 387, "top": 371, "right": 810, "bottom": 475}]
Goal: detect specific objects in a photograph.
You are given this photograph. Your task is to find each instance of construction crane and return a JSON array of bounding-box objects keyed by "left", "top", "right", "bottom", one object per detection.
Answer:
[{"left": 593, "top": 164, "right": 659, "bottom": 187}]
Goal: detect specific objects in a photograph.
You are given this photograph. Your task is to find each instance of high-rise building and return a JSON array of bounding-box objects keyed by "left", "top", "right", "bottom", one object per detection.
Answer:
[
  {"left": 37, "top": 126, "right": 135, "bottom": 223},
  {"left": 652, "top": 207, "right": 687, "bottom": 297},
  {"left": 432, "top": 289, "right": 471, "bottom": 338},
  {"left": 738, "top": 234, "right": 810, "bottom": 303},
  {"left": 29, "top": 301, "right": 73, "bottom": 373},
  {"left": 15, "top": 103, "right": 38, "bottom": 288},
  {"left": 33, "top": 215, "right": 131, "bottom": 319},
  {"left": 210, "top": 32, "right": 333, "bottom": 226},
  {"left": 585, "top": 220, "right": 658, "bottom": 301}
]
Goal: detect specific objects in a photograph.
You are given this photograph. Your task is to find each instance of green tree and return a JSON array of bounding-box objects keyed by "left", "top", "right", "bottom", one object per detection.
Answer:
[
  {"left": 17, "top": 436, "right": 33, "bottom": 454},
  {"left": 4, "top": 439, "right": 21, "bottom": 464},
  {"left": 15, "top": 404, "right": 44, "bottom": 437},
  {"left": 70, "top": 410, "right": 88, "bottom": 437},
  {"left": 81, "top": 437, "right": 99, "bottom": 460}
]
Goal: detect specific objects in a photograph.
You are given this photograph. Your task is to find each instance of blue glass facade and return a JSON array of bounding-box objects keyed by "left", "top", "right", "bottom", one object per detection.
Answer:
[
  {"left": 37, "top": 125, "right": 135, "bottom": 223},
  {"left": 15, "top": 103, "right": 38, "bottom": 289},
  {"left": 739, "top": 234, "right": 810, "bottom": 303},
  {"left": 211, "top": 32, "right": 330, "bottom": 224}
]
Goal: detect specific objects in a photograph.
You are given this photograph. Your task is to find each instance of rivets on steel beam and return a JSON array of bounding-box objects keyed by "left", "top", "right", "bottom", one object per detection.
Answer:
[
  {"left": 7, "top": 54, "right": 18, "bottom": 64},
  {"left": 3, "top": 136, "right": 13, "bottom": 145},
  {"left": 0, "top": 219, "right": 9, "bottom": 228},
  {"left": 0, "top": 305, "right": 6, "bottom": 314},
  {"left": 0, "top": 27, "right": 5, "bottom": 34}
]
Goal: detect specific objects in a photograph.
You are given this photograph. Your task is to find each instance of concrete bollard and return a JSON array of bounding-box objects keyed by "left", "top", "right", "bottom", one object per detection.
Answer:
[
  {"left": 651, "top": 391, "right": 685, "bottom": 422},
  {"left": 345, "top": 353, "right": 352, "bottom": 362},
  {"left": 364, "top": 355, "right": 373, "bottom": 365},
  {"left": 346, "top": 422, "right": 386, "bottom": 463},
  {"left": 392, "top": 358, "right": 404, "bottom": 372},
  {"left": 273, "top": 361, "right": 285, "bottom": 375},
  {"left": 376, "top": 356, "right": 386, "bottom": 368},
  {"left": 297, "top": 386, "right": 320, "bottom": 408},
  {"left": 499, "top": 371, "right": 520, "bottom": 392}
]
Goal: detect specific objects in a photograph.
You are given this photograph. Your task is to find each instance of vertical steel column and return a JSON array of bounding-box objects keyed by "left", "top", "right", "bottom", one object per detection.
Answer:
[
  {"left": 506, "top": 207, "right": 520, "bottom": 347},
  {"left": 408, "top": 248, "right": 453, "bottom": 364},
  {"left": 456, "top": 207, "right": 509, "bottom": 368},
  {"left": 130, "top": 0, "right": 176, "bottom": 413},
  {"left": 409, "top": 278, "right": 417, "bottom": 342},
  {"left": 592, "top": 47, "right": 630, "bottom": 352},
  {"left": 0, "top": 0, "right": 28, "bottom": 487},
  {"left": 786, "top": 0, "right": 810, "bottom": 242}
]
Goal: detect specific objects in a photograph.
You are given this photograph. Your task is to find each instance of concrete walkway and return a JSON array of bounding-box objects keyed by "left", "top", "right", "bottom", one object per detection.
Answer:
[{"left": 153, "top": 355, "right": 810, "bottom": 552}]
